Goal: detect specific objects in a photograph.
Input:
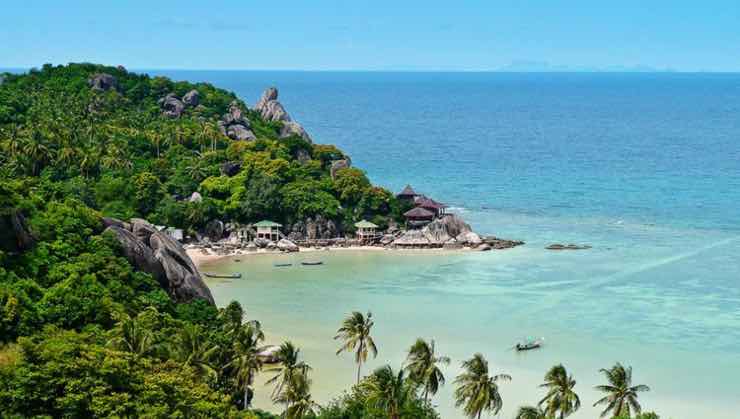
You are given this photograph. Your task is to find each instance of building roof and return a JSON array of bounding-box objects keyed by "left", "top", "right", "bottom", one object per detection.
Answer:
[
  {"left": 403, "top": 207, "right": 435, "bottom": 218},
  {"left": 354, "top": 220, "right": 379, "bottom": 229},
  {"left": 253, "top": 220, "right": 282, "bottom": 227},
  {"left": 416, "top": 197, "right": 447, "bottom": 210},
  {"left": 397, "top": 184, "right": 418, "bottom": 197}
]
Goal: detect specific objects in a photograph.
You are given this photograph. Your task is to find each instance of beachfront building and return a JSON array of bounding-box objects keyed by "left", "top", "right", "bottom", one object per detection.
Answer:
[
  {"left": 397, "top": 184, "right": 419, "bottom": 202},
  {"left": 254, "top": 220, "right": 282, "bottom": 241},
  {"left": 354, "top": 220, "right": 379, "bottom": 241},
  {"left": 416, "top": 197, "right": 447, "bottom": 217},
  {"left": 404, "top": 207, "right": 435, "bottom": 228}
]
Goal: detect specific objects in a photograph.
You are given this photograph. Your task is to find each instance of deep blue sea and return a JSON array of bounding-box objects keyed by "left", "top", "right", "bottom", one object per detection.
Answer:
[{"left": 155, "top": 71, "right": 740, "bottom": 418}]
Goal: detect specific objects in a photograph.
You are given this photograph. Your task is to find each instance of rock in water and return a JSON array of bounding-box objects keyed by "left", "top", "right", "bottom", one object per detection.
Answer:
[
  {"left": 277, "top": 238, "right": 299, "bottom": 252},
  {"left": 149, "top": 231, "right": 214, "bottom": 304},
  {"left": 88, "top": 73, "right": 118, "bottom": 91},
  {"left": 182, "top": 89, "right": 200, "bottom": 106}
]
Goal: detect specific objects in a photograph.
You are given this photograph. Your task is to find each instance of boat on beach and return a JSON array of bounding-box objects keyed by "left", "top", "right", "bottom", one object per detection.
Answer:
[
  {"left": 203, "top": 272, "right": 242, "bottom": 279},
  {"left": 274, "top": 263, "right": 293, "bottom": 267}
]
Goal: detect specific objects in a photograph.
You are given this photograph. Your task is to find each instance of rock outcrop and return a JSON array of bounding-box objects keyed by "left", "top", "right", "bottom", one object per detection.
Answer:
[
  {"left": 88, "top": 73, "right": 118, "bottom": 91},
  {"left": 9, "top": 211, "right": 36, "bottom": 251},
  {"left": 546, "top": 243, "right": 591, "bottom": 250},
  {"left": 422, "top": 214, "right": 472, "bottom": 244},
  {"left": 330, "top": 159, "right": 351, "bottom": 180},
  {"left": 277, "top": 239, "right": 299, "bottom": 252},
  {"left": 182, "top": 89, "right": 200, "bottom": 107},
  {"left": 220, "top": 161, "right": 242, "bottom": 177},
  {"left": 205, "top": 219, "right": 225, "bottom": 242},
  {"left": 254, "top": 87, "right": 312, "bottom": 142},
  {"left": 219, "top": 101, "right": 256, "bottom": 141},
  {"left": 159, "top": 93, "right": 186, "bottom": 118},
  {"left": 104, "top": 218, "right": 214, "bottom": 304}
]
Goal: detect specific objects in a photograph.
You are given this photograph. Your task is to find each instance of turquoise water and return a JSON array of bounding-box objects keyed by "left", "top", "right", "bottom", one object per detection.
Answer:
[{"left": 161, "top": 71, "right": 740, "bottom": 418}]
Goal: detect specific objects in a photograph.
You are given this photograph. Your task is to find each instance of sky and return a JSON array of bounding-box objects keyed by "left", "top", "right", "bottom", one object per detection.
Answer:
[{"left": 2, "top": 0, "right": 740, "bottom": 72}]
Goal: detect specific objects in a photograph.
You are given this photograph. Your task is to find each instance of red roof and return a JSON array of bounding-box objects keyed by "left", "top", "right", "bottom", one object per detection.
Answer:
[
  {"left": 397, "top": 184, "right": 418, "bottom": 197},
  {"left": 404, "top": 207, "right": 435, "bottom": 218},
  {"left": 416, "top": 197, "right": 447, "bottom": 210}
]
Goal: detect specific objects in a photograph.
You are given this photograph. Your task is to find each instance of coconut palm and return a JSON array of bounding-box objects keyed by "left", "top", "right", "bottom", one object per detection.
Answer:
[
  {"left": 334, "top": 311, "right": 378, "bottom": 384},
  {"left": 107, "top": 312, "right": 155, "bottom": 358},
  {"left": 274, "top": 369, "right": 319, "bottom": 419},
  {"left": 593, "top": 363, "right": 650, "bottom": 418},
  {"left": 454, "top": 353, "right": 511, "bottom": 419},
  {"left": 266, "top": 341, "right": 312, "bottom": 399},
  {"left": 360, "top": 365, "right": 411, "bottom": 419},
  {"left": 226, "top": 323, "right": 264, "bottom": 409},
  {"left": 171, "top": 323, "right": 220, "bottom": 381},
  {"left": 539, "top": 364, "right": 580, "bottom": 419},
  {"left": 515, "top": 405, "right": 548, "bottom": 419},
  {"left": 404, "top": 338, "right": 450, "bottom": 404}
]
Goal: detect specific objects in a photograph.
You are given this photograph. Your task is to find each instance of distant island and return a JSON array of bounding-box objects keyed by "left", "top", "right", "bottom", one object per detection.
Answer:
[{"left": 497, "top": 60, "right": 675, "bottom": 73}]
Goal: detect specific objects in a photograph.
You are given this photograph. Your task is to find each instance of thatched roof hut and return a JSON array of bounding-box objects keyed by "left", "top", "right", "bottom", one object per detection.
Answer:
[{"left": 397, "top": 184, "right": 419, "bottom": 201}]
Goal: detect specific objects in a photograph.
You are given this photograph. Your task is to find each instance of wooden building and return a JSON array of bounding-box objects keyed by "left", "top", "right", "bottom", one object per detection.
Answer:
[
  {"left": 253, "top": 220, "right": 282, "bottom": 241},
  {"left": 415, "top": 197, "right": 447, "bottom": 217},
  {"left": 403, "top": 207, "right": 435, "bottom": 228},
  {"left": 354, "top": 220, "right": 379, "bottom": 241},
  {"left": 397, "top": 184, "right": 419, "bottom": 202}
]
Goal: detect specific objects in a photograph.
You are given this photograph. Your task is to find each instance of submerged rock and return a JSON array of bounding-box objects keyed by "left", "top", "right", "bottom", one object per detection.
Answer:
[{"left": 546, "top": 243, "right": 591, "bottom": 250}]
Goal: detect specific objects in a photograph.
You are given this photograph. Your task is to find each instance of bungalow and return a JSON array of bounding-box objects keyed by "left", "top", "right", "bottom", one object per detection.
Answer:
[
  {"left": 354, "top": 219, "right": 379, "bottom": 241},
  {"left": 253, "top": 220, "right": 282, "bottom": 241},
  {"left": 403, "top": 207, "right": 435, "bottom": 229},
  {"left": 415, "top": 197, "right": 447, "bottom": 218},
  {"left": 396, "top": 184, "right": 419, "bottom": 202}
]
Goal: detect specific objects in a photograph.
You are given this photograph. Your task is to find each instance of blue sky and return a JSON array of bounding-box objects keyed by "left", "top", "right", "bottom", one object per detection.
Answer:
[{"left": 2, "top": 0, "right": 740, "bottom": 71}]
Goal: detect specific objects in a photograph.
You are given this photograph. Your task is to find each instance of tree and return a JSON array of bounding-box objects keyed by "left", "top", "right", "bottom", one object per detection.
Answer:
[
  {"left": 538, "top": 364, "right": 580, "bottom": 419},
  {"left": 334, "top": 311, "right": 377, "bottom": 384},
  {"left": 170, "top": 323, "right": 220, "bottom": 381},
  {"left": 106, "top": 310, "right": 156, "bottom": 358},
  {"left": 273, "top": 370, "right": 318, "bottom": 419},
  {"left": 454, "top": 353, "right": 511, "bottom": 419},
  {"left": 360, "top": 365, "right": 411, "bottom": 419},
  {"left": 593, "top": 363, "right": 650, "bottom": 418},
  {"left": 404, "top": 338, "right": 450, "bottom": 404},
  {"left": 226, "top": 323, "right": 264, "bottom": 409},
  {"left": 266, "top": 341, "right": 311, "bottom": 400},
  {"left": 515, "top": 405, "right": 548, "bottom": 419}
]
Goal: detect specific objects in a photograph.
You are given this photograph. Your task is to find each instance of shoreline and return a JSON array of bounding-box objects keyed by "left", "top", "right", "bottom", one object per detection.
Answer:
[{"left": 187, "top": 245, "right": 477, "bottom": 268}]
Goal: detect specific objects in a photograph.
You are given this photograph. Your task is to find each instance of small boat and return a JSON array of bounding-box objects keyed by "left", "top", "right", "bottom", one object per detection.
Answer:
[
  {"left": 203, "top": 272, "right": 242, "bottom": 279},
  {"left": 273, "top": 263, "right": 293, "bottom": 267},
  {"left": 515, "top": 337, "right": 544, "bottom": 351},
  {"left": 301, "top": 261, "right": 324, "bottom": 266}
]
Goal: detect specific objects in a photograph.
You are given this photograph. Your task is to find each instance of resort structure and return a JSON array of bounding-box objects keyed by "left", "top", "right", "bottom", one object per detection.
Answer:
[
  {"left": 403, "top": 206, "right": 435, "bottom": 228},
  {"left": 354, "top": 219, "right": 379, "bottom": 241},
  {"left": 253, "top": 220, "right": 282, "bottom": 241},
  {"left": 396, "top": 184, "right": 420, "bottom": 202}
]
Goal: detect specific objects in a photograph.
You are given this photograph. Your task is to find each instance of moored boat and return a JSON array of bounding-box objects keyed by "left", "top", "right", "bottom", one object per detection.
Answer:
[{"left": 203, "top": 272, "right": 242, "bottom": 279}]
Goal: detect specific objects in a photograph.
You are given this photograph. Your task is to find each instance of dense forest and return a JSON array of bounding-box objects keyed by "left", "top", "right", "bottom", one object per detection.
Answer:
[{"left": 0, "top": 63, "right": 424, "bottom": 418}]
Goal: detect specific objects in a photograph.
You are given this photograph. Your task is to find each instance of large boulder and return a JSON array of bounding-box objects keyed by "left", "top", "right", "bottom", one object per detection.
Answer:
[
  {"left": 254, "top": 237, "right": 270, "bottom": 248},
  {"left": 182, "top": 89, "right": 200, "bottom": 106},
  {"left": 102, "top": 216, "right": 131, "bottom": 231},
  {"left": 149, "top": 231, "right": 214, "bottom": 303},
  {"left": 279, "top": 121, "right": 312, "bottom": 142},
  {"left": 227, "top": 124, "right": 256, "bottom": 141},
  {"left": 255, "top": 87, "right": 291, "bottom": 122},
  {"left": 255, "top": 87, "right": 278, "bottom": 111},
  {"left": 205, "top": 220, "right": 225, "bottom": 242},
  {"left": 9, "top": 211, "right": 36, "bottom": 251},
  {"left": 277, "top": 239, "right": 299, "bottom": 252},
  {"left": 393, "top": 229, "right": 431, "bottom": 247},
  {"left": 330, "top": 159, "right": 351, "bottom": 180},
  {"left": 159, "top": 93, "right": 186, "bottom": 118},
  {"left": 456, "top": 231, "right": 483, "bottom": 246},
  {"left": 421, "top": 214, "right": 472, "bottom": 244},
  {"left": 131, "top": 218, "right": 158, "bottom": 244},
  {"left": 105, "top": 226, "right": 166, "bottom": 285},
  {"left": 220, "top": 161, "right": 242, "bottom": 177},
  {"left": 188, "top": 192, "right": 203, "bottom": 203},
  {"left": 88, "top": 73, "right": 118, "bottom": 91}
]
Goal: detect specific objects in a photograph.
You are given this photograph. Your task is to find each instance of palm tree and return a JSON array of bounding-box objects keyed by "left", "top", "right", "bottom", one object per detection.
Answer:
[
  {"left": 266, "top": 341, "right": 312, "bottom": 399},
  {"left": 22, "top": 131, "right": 52, "bottom": 175},
  {"left": 171, "top": 323, "right": 220, "bottom": 381},
  {"left": 515, "top": 405, "right": 548, "bottom": 419},
  {"left": 274, "top": 370, "right": 319, "bottom": 419},
  {"left": 593, "top": 363, "right": 650, "bottom": 418},
  {"left": 360, "top": 365, "right": 411, "bottom": 419},
  {"left": 454, "top": 353, "right": 511, "bottom": 419},
  {"left": 226, "top": 323, "right": 264, "bottom": 409},
  {"left": 107, "top": 312, "right": 155, "bottom": 358},
  {"left": 539, "top": 364, "right": 580, "bottom": 419},
  {"left": 335, "top": 311, "right": 378, "bottom": 384},
  {"left": 404, "top": 338, "right": 450, "bottom": 404}
]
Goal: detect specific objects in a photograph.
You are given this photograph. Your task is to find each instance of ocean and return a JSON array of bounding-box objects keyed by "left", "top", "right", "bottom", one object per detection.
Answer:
[{"left": 154, "top": 70, "right": 740, "bottom": 418}]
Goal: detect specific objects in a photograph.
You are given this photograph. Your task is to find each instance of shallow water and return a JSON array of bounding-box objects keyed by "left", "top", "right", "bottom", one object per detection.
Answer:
[{"left": 155, "top": 70, "right": 740, "bottom": 418}]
